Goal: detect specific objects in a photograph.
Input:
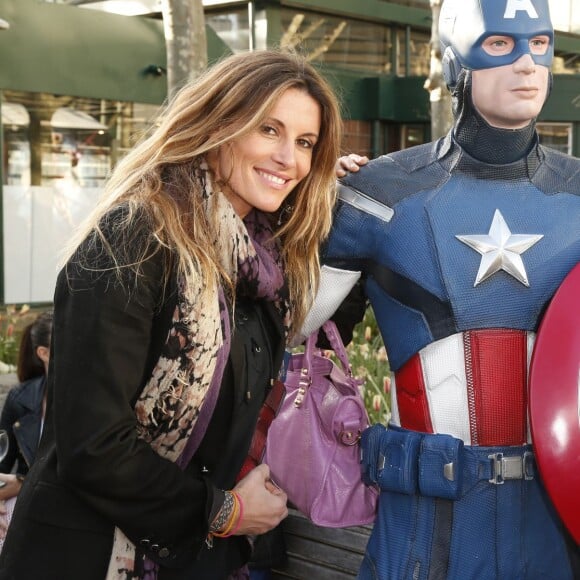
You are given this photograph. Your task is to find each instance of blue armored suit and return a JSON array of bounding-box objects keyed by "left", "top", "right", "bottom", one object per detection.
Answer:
[
  {"left": 298, "top": 1, "right": 580, "bottom": 576},
  {"left": 332, "top": 134, "right": 579, "bottom": 373},
  {"left": 312, "top": 132, "right": 580, "bottom": 579}
]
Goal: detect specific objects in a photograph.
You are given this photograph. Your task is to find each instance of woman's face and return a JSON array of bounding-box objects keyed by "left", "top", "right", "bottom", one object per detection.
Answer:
[{"left": 208, "top": 87, "right": 321, "bottom": 218}]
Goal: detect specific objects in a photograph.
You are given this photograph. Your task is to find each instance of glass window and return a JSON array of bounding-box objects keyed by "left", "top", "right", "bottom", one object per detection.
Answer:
[
  {"left": 206, "top": 6, "right": 251, "bottom": 53},
  {"left": 1, "top": 90, "right": 159, "bottom": 304},
  {"left": 396, "top": 28, "right": 430, "bottom": 76},
  {"left": 537, "top": 122, "right": 572, "bottom": 155},
  {"left": 2, "top": 103, "right": 31, "bottom": 186},
  {"left": 2, "top": 91, "right": 158, "bottom": 188},
  {"left": 343, "top": 120, "right": 372, "bottom": 157},
  {"left": 280, "top": 9, "right": 392, "bottom": 74},
  {"left": 400, "top": 124, "right": 426, "bottom": 149}
]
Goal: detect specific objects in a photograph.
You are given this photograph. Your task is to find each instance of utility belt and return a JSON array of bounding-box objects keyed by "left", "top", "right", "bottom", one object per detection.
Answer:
[{"left": 361, "top": 424, "right": 535, "bottom": 501}]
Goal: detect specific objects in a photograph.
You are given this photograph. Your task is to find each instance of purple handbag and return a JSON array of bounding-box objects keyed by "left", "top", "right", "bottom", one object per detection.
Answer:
[{"left": 264, "top": 321, "right": 378, "bottom": 527}]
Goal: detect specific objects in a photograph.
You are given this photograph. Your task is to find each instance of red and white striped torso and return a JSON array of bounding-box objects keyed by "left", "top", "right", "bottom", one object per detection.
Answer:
[{"left": 390, "top": 329, "right": 535, "bottom": 446}]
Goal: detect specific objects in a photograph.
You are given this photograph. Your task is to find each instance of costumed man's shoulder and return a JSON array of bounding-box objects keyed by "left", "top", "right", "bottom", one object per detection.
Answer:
[
  {"left": 339, "top": 140, "right": 448, "bottom": 209},
  {"left": 536, "top": 146, "right": 580, "bottom": 195}
]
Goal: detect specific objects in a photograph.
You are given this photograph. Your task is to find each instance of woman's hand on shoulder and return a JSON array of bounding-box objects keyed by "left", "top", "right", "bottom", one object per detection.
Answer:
[
  {"left": 335, "top": 153, "right": 369, "bottom": 178},
  {"left": 231, "top": 463, "right": 288, "bottom": 536}
]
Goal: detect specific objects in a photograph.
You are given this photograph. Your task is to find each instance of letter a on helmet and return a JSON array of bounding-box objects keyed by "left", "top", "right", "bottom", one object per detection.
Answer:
[
  {"left": 504, "top": 0, "right": 539, "bottom": 19},
  {"left": 439, "top": 0, "right": 554, "bottom": 88}
]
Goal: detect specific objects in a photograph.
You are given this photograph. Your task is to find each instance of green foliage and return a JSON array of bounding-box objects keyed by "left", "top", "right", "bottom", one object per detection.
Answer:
[
  {"left": 293, "top": 307, "right": 391, "bottom": 426},
  {"left": 0, "top": 304, "right": 37, "bottom": 370},
  {"left": 345, "top": 307, "right": 391, "bottom": 426}
]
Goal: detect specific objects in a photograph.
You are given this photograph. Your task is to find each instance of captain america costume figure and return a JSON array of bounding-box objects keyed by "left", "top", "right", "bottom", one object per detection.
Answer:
[{"left": 300, "top": 0, "right": 580, "bottom": 578}]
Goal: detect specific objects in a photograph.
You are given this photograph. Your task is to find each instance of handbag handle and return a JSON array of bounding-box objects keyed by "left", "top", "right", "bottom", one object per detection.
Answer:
[{"left": 303, "top": 320, "right": 353, "bottom": 377}]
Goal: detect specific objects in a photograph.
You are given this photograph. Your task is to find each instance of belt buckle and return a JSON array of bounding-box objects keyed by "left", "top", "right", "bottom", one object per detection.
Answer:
[{"left": 488, "top": 452, "right": 534, "bottom": 484}]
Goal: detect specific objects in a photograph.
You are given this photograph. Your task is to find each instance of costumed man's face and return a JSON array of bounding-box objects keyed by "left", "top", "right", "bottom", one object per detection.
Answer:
[
  {"left": 471, "top": 34, "right": 551, "bottom": 129},
  {"left": 207, "top": 88, "right": 321, "bottom": 218}
]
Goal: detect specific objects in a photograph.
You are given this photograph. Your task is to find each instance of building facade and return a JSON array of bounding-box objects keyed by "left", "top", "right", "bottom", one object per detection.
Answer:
[{"left": 1, "top": 0, "right": 579, "bottom": 304}]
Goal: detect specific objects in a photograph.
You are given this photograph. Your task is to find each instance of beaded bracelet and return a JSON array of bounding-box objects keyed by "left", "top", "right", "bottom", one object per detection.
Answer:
[
  {"left": 212, "top": 500, "right": 238, "bottom": 537},
  {"left": 209, "top": 490, "right": 235, "bottom": 534},
  {"left": 211, "top": 492, "right": 240, "bottom": 538}
]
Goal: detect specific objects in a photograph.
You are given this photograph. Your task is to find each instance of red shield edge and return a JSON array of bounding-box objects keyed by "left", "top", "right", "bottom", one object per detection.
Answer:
[{"left": 529, "top": 262, "right": 580, "bottom": 544}]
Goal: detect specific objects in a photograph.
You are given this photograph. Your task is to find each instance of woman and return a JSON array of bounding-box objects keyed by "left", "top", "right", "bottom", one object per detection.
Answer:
[
  {"left": 0, "top": 311, "right": 52, "bottom": 507},
  {"left": 0, "top": 50, "right": 342, "bottom": 579}
]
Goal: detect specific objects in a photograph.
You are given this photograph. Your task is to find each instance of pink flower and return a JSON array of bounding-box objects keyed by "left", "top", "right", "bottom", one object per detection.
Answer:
[
  {"left": 358, "top": 343, "right": 370, "bottom": 359},
  {"left": 376, "top": 347, "right": 388, "bottom": 362},
  {"left": 372, "top": 394, "right": 381, "bottom": 412},
  {"left": 6, "top": 324, "right": 14, "bottom": 338},
  {"left": 383, "top": 375, "right": 391, "bottom": 394},
  {"left": 364, "top": 326, "right": 372, "bottom": 341}
]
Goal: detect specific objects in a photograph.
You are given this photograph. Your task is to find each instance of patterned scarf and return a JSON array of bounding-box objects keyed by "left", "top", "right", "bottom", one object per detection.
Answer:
[{"left": 106, "top": 162, "right": 290, "bottom": 579}]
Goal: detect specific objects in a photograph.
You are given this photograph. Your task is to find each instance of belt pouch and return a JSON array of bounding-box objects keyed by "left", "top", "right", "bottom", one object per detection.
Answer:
[
  {"left": 376, "top": 428, "right": 422, "bottom": 494},
  {"left": 418, "top": 433, "right": 464, "bottom": 500},
  {"left": 360, "top": 424, "right": 386, "bottom": 486}
]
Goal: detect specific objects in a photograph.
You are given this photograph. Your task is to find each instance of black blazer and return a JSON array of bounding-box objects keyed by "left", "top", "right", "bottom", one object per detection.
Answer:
[{"left": 0, "top": 227, "right": 286, "bottom": 580}]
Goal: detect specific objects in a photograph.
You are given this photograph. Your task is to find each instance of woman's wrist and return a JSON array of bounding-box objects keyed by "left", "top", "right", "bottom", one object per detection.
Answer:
[
  {"left": 208, "top": 490, "right": 243, "bottom": 539},
  {"left": 209, "top": 490, "right": 235, "bottom": 534}
]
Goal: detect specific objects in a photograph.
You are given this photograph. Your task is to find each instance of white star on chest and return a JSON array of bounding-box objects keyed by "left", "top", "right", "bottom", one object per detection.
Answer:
[{"left": 456, "top": 209, "right": 543, "bottom": 287}]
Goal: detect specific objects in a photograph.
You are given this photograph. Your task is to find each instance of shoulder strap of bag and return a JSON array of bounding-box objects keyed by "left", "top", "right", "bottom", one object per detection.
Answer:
[
  {"left": 304, "top": 320, "right": 352, "bottom": 376},
  {"left": 321, "top": 320, "right": 352, "bottom": 372}
]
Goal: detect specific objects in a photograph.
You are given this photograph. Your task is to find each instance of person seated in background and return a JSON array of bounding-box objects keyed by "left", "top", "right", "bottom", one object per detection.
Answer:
[
  {"left": 0, "top": 310, "right": 53, "bottom": 539},
  {"left": 0, "top": 310, "right": 52, "bottom": 501}
]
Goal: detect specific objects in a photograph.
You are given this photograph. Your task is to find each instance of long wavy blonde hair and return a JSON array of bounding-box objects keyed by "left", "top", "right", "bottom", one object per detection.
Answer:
[{"left": 62, "top": 50, "right": 342, "bottom": 336}]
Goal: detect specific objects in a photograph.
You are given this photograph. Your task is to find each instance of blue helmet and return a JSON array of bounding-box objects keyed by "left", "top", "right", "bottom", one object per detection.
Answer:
[{"left": 439, "top": 0, "right": 554, "bottom": 88}]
